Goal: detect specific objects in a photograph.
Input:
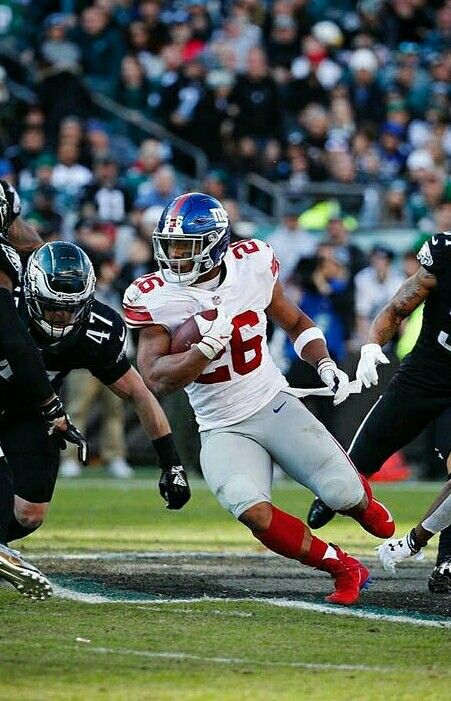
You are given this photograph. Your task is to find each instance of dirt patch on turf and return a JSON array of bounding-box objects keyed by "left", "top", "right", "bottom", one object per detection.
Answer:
[{"left": 35, "top": 553, "right": 451, "bottom": 619}]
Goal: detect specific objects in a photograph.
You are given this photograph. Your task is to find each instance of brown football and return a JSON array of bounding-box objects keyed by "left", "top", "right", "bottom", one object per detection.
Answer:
[{"left": 170, "top": 308, "right": 218, "bottom": 354}]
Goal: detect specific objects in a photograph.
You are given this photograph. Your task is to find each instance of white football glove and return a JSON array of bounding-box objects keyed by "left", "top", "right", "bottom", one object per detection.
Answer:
[
  {"left": 194, "top": 306, "right": 233, "bottom": 360},
  {"left": 317, "top": 358, "right": 350, "bottom": 406},
  {"left": 356, "top": 343, "right": 390, "bottom": 388},
  {"left": 377, "top": 530, "right": 424, "bottom": 575}
]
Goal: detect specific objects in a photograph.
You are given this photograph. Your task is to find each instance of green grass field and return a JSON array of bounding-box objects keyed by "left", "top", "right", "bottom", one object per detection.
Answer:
[{"left": 0, "top": 474, "right": 449, "bottom": 701}]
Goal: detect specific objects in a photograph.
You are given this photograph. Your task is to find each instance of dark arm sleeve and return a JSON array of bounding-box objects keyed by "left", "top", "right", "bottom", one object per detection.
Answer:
[{"left": 0, "top": 289, "right": 54, "bottom": 404}]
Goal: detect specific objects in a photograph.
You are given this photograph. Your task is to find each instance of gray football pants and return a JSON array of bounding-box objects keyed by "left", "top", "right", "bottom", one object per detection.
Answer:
[{"left": 200, "top": 391, "right": 364, "bottom": 519}]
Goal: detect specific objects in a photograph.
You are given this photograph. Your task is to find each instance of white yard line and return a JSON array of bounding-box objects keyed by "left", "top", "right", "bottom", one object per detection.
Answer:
[
  {"left": 53, "top": 584, "right": 451, "bottom": 629},
  {"left": 85, "top": 645, "right": 395, "bottom": 673}
]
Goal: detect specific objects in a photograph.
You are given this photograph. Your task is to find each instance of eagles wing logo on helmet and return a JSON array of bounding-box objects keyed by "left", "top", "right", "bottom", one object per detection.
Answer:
[{"left": 417, "top": 241, "right": 433, "bottom": 267}]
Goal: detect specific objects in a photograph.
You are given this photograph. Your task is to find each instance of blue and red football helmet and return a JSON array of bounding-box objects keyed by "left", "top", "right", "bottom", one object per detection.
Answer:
[{"left": 153, "top": 192, "right": 231, "bottom": 284}]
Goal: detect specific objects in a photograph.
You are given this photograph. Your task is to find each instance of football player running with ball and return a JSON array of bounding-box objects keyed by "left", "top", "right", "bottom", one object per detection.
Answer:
[
  {"left": 308, "top": 232, "right": 451, "bottom": 593},
  {"left": 124, "top": 192, "right": 395, "bottom": 606}
]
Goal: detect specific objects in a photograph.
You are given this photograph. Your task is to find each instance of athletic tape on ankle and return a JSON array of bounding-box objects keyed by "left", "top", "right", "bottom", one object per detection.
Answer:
[{"left": 294, "top": 327, "right": 325, "bottom": 359}]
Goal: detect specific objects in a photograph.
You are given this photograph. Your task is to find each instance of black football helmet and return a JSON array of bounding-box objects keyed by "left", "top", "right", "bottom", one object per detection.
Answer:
[{"left": 24, "top": 241, "right": 96, "bottom": 343}]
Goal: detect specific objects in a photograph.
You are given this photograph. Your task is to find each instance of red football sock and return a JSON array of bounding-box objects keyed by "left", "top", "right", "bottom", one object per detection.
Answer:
[
  {"left": 254, "top": 506, "right": 305, "bottom": 559},
  {"left": 301, "top": 535, "right": 329, "bottom": 568}
]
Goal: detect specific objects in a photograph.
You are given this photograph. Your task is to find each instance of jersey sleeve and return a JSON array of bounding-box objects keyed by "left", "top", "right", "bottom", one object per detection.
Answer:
[
  {"left": 417, "top": 234, "right": 451, "bottom": 276},
  {"left": 89, "top": 312, "right": 131, "bottom": 385},
  {"left": 123, "top": 274, "right": 175, "bottom": 332},
  {"left": 254, "top": 239, "right": 280, "bottom": 308},
  {"left": 0, "top": 236, "right": 22, "bottom": 287}
]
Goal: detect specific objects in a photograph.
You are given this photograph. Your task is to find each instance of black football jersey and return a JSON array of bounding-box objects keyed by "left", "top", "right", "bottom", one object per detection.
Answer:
[
  {"left": 0, "top": 234, "right": 22, "bottom": 287},
  {"left": 398, "top": 233, "right": 451, "bottom": 393},
  {"left": 0, "top": 295, "right": 131, "bottom": 414}
]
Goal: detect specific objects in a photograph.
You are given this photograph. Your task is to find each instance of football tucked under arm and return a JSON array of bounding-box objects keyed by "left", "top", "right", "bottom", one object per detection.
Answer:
[
  {"left": 170, "top": 307, "right": 233, "bottom": 360},
  {"left": 169, "top": 310, "right": 217, "bottom": 354}
]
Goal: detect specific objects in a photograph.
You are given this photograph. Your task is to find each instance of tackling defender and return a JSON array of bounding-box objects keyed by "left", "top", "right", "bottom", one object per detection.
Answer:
[
  {"left": 308, "top": 232, "right": 451, "bottom": 593},
  {"left": 0, "top": 240, "right": 190, "bottom": 585},
  {"left": 124, "top": 192, "right": 395, "bottom": 606},
  {"left": 0, "top": 181, "right": 88, "bottom": 599}
]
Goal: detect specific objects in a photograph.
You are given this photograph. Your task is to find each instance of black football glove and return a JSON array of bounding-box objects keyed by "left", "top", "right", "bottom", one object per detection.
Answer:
[
  {"left": 159, "top": 465, "right": 191, "bottom": 510},
  {"left": 0, "top": 179, "right": 21, "bottom": 235},
  {"left": 41, "top": 396, "right": 90, "bottom": 466}
]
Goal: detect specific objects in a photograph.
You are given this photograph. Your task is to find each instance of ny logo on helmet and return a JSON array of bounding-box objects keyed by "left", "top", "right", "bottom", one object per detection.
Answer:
[{"left": 210, "top": 207, "right": 228, "bottom": 226}]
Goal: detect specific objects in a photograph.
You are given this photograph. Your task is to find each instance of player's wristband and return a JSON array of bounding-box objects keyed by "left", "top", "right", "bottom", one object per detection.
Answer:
[
  {"left": 153, "top": 433, "right": 181, "bottom": 470},
  {"left": 293, "top": 327, "right": 326, "bottom": 359}
]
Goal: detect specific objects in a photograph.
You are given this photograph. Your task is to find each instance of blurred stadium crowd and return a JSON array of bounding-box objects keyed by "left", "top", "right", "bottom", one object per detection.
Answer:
[{"left": 0, "top": 0, "right": 449, "bottom": 474}]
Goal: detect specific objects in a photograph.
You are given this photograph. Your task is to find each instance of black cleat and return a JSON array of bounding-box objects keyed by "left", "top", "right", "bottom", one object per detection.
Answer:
[
  {"left": 307, "top": 498, "right": 336, "bottom": 529},
  {"left": 428, "top": 558, "right": 451, "bottom": 594}
]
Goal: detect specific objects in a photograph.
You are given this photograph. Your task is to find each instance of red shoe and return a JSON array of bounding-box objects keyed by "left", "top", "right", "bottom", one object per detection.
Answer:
[
  {"left": 357, "top": 498, "right": 395, "bottom": 538},
  {"left": 322, "top": 545, "right": 371, "bottom": 606},
  {"left": 356, "top": 474, "right": 396, "bottom": 538}
]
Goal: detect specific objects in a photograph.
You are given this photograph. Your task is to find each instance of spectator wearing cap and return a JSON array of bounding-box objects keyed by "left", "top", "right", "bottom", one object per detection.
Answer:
[
  {"left": 377, "top": 121, "right": 409, "bottom": 183},
  {"left": 38, "top": 13, "right": 80, "bottom": 70},
  {"left": 134, "top": 164, "right": 180, "bottom": 210},
  {"left": 405, "top": 148, "right": 434, "bottom": 188},
  {"left": 354, "top": 245, "right": 404, "bottom": 342},
  {"left": 81, "top": 154, "right": 132, "bottom": 224},
  {"left": 267, "top": 204, "right": 316, "bottom": 284},
  {"left": 387, "top": 45, "right": 430, "bottom": 118},
  {"left": 347, "top": 48, "right": 385, "bottom": 127},
  {"left": 69, "top": 6, "right": 125, "bottom": 96}
]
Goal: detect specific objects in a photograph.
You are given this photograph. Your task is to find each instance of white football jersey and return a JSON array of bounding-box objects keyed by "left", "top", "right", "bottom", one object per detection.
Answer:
[{"left": 123, "top": 239, "right": 288, "bottom": 430}]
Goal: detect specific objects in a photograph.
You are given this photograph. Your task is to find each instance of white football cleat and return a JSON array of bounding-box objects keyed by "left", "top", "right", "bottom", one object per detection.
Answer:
[
  {"left": 0, "top": 544, "right": 52, "bottom": 600},
  {"left": 106, "top": 457, "right": 134, "bottom": 479},
  {"left": 59, "top": 458, "right": 82, "bottom": 477}
]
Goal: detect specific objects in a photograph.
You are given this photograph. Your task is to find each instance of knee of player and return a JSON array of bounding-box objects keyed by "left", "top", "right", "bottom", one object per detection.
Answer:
[
  {"left": 319, "top": 476, "right": 364, "bottom": 512},
  {"left": 239, "top": 502, "right": 272, "bottom": 532},
  {"left": 215, "top": 475, "right": 270, "bottom": 524},
  {"left": 14, "top": 501, "right": 47, "bottom": 529}
]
